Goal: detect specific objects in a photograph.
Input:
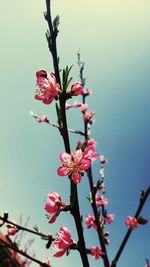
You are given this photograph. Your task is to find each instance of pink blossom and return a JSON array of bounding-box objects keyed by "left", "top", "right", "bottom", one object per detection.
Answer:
[
  {"left": 35, "top": 70, "right": 60, "bottom": 105},
  {"left": 52, "top": 227, "right": 73, "bottom": 257},
  {"left": 7, "top": 222, "right": 18, "bottom": 236},
  {"left": 83, "top": 89, "right": 93, "bottom": 96},
  {"left": 85, "top": 215, "right": 96, "bottom": 229},
  {"left": 90, "top": 246, "right": 103, "bottom": 260},
  {"left": 95, "top": 194, "right": 108, "bottom": 207},
  {"left": 78, "top": 139, "right": 96, "bottom": 150},
  {"left": 74, "top": 101, "right": 82, "bottom": 108},
  {"left": 36, "top": 114, "right": 48, "bottom": 123},
  {"left": 125, "top": 216, "right": 139, "bottom": 230},
  {"left": 106, "top": 214, "right": 114, "bottom": 224},
  {"left": 45, "top": 192, "right": 66, "bottom": 224},
  {"left": 57, "top": 149, "right": 91, "bottom": 184},
  {"left": 70, "top": 82, "right": 83, "bottom": 96},
  {"left": 80, "top": 103, "right": 88, "bottom": 112},
  {"left": 83, "top": 111, "right": 95, "bottom": 124},
  {"left": 65, "top": 102, "right": 71, "bottom": 110},
  {"left": 77, "top": 139, "right": 99, "bottom": 163},
  {"left": 83, "top": 145, "right": 99, "bottom": 162}
]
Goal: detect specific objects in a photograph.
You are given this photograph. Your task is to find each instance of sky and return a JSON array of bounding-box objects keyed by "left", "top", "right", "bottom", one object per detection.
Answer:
[{"left": 0, "top": 0, "right": 150, "bottom": 267}]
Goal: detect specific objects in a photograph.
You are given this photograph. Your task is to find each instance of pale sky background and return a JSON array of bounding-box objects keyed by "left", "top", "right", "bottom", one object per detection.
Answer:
[{"left": 0, "top": 0, "right": 150, "bottom": 267}]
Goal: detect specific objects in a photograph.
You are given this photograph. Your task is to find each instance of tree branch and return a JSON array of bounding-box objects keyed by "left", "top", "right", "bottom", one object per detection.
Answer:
[
  {"left": 78, "top": 53, "right": 110, "bottom": 267},
  {"left": 0, "top": 238, "right": 51, "bottom": 267},
  {"left": 111, "top": 185, "right": 150, "bottom": 267},
  {"left": 44, "top": 2, "right": 90, "bottom": 267}
]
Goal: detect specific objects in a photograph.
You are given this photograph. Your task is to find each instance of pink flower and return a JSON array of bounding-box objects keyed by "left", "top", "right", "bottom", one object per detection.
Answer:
[
  {"left": 57, "top": 149, "right": 91, "bottom": 184},
  {"left": 95, "top": 194, "right": 108, "bottom": 207},
  {"left": 125, "top": 216, "right": 139, "bottom": 230},
  {"left": 74, "top": 101, "right": 82, "bottom": 108},
  {"left": 70, "top": 82, "right": 83, "bottom": 96},
  {"left": 83, "top": 145, "right": 99, "bottom": 162},
  {"left": 106, "top": 214, "right": 114, "bottom": 224},
  {"left": 78, "top": 139, "right": 96, "bottom": 149},
  {"left": 77, "top": 139, "right": 99, "bottom": 163},
  {"left": 35, "top": 70, "right": 60, "bottom": 105},
  {"left": 80, "top": 103, "right": 88, "bottom": 112},
  {"left": 65, "top": 102, "right": 71, "bottom": 110},
  {"left": 85, "top": 215, "right": 96, "bottom": 229},
  {"left": 45, "top": 192, "right": 66, "bottom": 224},
  {"left": 7, "top": 222, "right": 18, "bottom": 236},
  {"left": 83, "top": 111, "right": 95, "bottom": 124},
  {"left": 90, "top": 246, "right": 103, "bottom": 260},
  {"left": 36, "top": 114, "right": 48, "bottom": 123},
  {"left": 83, "top": 89, "right": 93, "bottom": 96},
  {"left": 52, "top": 227, "right": 73, "bottom": 257}
]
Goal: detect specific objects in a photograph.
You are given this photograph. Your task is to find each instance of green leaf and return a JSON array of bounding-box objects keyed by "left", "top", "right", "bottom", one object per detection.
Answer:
[
  {"left": 53, "top": 15, "right": 60, "bottom": 31},
  {"left": 62, "top": 65, "right": 73, "bottom": 91},
  {"left": 33, "top": 225, "right": 39, "bottom": 232}
]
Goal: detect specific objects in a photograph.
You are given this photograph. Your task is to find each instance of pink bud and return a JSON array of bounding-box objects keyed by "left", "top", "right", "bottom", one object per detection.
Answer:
[
  {"left": 70, "top": 82, "right": 83, "bottom": 96},
  {"left": 125, "top": 216, "right": 139, "bottom": 230},
  {"left": 90, "top": 246, "right": 103, "bottom": 260}
]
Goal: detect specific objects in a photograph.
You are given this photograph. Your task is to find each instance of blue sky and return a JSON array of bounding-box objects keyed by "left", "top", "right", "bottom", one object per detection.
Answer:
[{"left": 0, "top": 1, "right": 150, "bottom": 266}]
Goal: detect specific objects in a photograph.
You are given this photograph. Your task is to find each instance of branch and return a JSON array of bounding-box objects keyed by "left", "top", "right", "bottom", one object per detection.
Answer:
[
  {"left": 30, "top": 111, "right": 85, "bottom": 136},
  {"left": 0, "top": 238, "right": 51, "bottom": 267},
  {"left": 0, "top": 214, "right": 50, "bottom": 240},
  {"left": 78, "top": 54, "right": 110, "bottom": 267},
  {"left": 111, "top": 185, "right": 150, "bottom": 267},
  {"left": 87, "top": 167, "right": 110, "bottom": 267},
  {"left": 44, "top": 2, "right": 90, "bottom": 267}
]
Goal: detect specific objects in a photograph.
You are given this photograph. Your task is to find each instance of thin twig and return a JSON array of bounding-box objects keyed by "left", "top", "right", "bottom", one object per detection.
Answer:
[
  {"left": 30, "top": 112, "right": 85, "bottom": 136},
  {"left": 78, "top": 53, "right": 110, "bottom": 267},
  {"left": 111, "top": 185, "right": 150, "bottom": 267},
  {"left": 0, "top": 216, "right": 49, "bottom": 240},
  {"left": 0, "top": 238, "right": 51, "bottom": 267}
]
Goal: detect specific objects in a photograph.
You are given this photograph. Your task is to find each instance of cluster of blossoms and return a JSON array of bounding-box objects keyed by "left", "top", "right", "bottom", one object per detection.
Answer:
[
  {"left": 125, "top": 216, "right": 139, "bottom": 230},
  {"left": 85, "top": 213, "right": 114, "bottom": 229},
  {"left": 90, "top": 246, "right": 103, "bottom": 260},
  {"left": 57, "top": 140, "right": 99, "bottom": 184},
  {"left": 33, "top": 67, "right": 148, "bottom": 266},
  {"left": 65, "top": 101, "right": 88, "bottom": 112},
  {"left": 83, "top": 111, "right": 95, "bottom": 124},
  {"left": 95, "top": 193, "right": 108, "bottom": 207},
  {"left": 35, "top": 70, "right": 84, "bottom": 106}
]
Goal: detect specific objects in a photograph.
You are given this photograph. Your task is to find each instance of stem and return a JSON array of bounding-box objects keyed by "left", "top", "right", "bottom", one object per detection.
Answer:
[
  {"left": 31, "top": 112, "right": 85, "bottom": 136},
  {"left": 44, "top": 2, "right": 89, "bottom": 266},
  {"left": 0, "top": 216, "right": 49, "bottom": 240},
  {"left": 45, "top": 0, "right": 61, "bottom": 86},
  {"left": 78, "top": 54, "right": 110, "bottom": 267},
  {"left": 87, "top": 167, "right": 110, "bottom": 267},
  {"left": 0, "top": 238, "right": 50, "bottom": 267},
  {"left": 111, "top": 185, "right": 150, "bottom": 267}
]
